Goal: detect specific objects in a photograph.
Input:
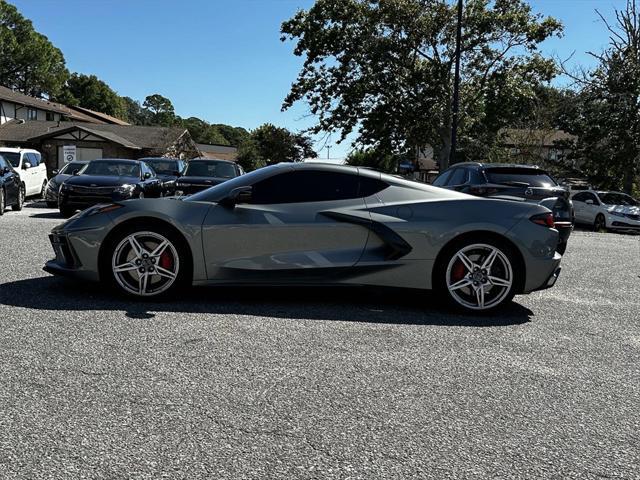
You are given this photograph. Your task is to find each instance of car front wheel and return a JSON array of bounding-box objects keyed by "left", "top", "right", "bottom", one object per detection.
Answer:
[
  {"left": 437, "top": 239, "right": 518, "bottom": 312},
  {"left": 594, "top": 214, "right": 606, "bottom": 232},
  {"left": 107, "top": 228, "right": 186, "bottom": 297},
  {"left": 12, "top": 185, "right": 24, "bottom": 211}
]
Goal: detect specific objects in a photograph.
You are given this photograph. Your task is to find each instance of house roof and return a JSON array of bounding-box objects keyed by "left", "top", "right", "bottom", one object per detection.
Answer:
[
  {"left": 500, "top": 128, "right": 577, "bottom": 147},
  {"left": 66, "top": 105, "right": 130, "bottom": 125},
  {"left": 0, "top": 85, "right": 98, "bottom": 122},
  {"left": 0, "top": 120, "right": 188, "bottom": 150},
  {"left": 195, "top": 143, "right": 238, "bottom": 161}
]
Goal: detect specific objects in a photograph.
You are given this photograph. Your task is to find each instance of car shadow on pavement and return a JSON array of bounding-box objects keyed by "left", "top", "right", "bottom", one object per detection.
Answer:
[{"left": 0, "top": 276, "right": 534, "bottom": 327}]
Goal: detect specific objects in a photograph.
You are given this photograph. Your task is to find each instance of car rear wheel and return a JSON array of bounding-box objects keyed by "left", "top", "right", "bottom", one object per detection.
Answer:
[
  {"left": 12, "top": 185, "right": 24, "bottom": 211},
  {"left": 107, "top": 228, "right": 186, "bottom": 298},
  {"left": 436, "top": 239, "right": 518, "bottom": 312},
  {"left": 593, "top": 214, "right": 606, "bottom": 232}
]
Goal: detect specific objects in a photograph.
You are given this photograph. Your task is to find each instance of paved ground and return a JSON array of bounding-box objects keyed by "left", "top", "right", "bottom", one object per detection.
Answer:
[{"left": 0, "top": 201, "right": 638, "bottom": 479}]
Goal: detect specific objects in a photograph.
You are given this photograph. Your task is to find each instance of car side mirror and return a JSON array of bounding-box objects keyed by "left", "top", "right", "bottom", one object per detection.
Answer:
[
  {"left": 585, "top": 199, "right": 594, "bottom": 205},
  {"left": 144, "top": 172, "right": 152, "bottom": 179},
  {"left": 221, "top": 186, "right": 252, "bottom": 207},
  {"left": 52, "top": 169, "right": 59, "bottom": 176},
  {"left": 22, "top": 162, "right": 31, "bottom": 170}
]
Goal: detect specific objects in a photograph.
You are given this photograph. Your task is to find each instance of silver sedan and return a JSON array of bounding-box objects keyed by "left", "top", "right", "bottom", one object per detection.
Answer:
[{"left": 44, "top": 163, "right": 563, "bottom": 312}]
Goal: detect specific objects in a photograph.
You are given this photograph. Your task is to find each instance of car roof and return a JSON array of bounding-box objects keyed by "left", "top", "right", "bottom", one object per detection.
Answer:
[
  {"left": 89, "top": 158, "right": 141, "bottom": 164},
  {"left": 0, "top": 147, "right": 40, "bottom": 153},
  {"left": 189, "top": 158, "right": 236, "bottom": 164},
  {"left": 139, "top": 157, "right": 180, "bottom": 161},
  {"left": 451, "top": 162, "right": 544, "bottom": 170}
]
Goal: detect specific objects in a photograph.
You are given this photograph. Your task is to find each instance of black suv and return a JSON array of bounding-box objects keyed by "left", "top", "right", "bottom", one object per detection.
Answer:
[{"left": 433, "top": 162, "right": 573, "bottom": 254}]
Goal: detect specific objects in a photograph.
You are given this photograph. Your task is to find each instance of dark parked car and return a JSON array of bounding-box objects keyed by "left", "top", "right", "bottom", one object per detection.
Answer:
[
  {"left": 175, "top": 159, "right": 243, "bottom": 195},
  {"left": 58, "top": 159, "right": 164, "bottom": 217},
  {"left": 138, "top": 157, "right": 186, "bottom": 196},
  {"left": 433, "top": 163, "right": 573, "bottom": 254},
  {"left": 0, "top": 154, "right": 24, "bottom": 214},
  {"left": 44, "top": 161, "right": 89, "bottom": 207}
]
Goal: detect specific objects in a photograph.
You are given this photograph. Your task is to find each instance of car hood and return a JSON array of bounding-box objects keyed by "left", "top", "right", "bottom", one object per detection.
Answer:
[
  {"left": 64, "top": 175, "right": 139, "bottom": 187},
  {"left": 176, "top": 176, "right": 229, "bottom": 186},
  {"left": 155, "top": 174, "right": 179, "bottom": 182},
  {"left": 606, "top": 204, "right": 640, "bottom": 215}
]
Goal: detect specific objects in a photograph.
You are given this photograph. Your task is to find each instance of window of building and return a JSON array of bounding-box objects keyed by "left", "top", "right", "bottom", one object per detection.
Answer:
[
  {"left": 27, "top": 108, "right": 38, "bottom": 120},
  {"left": 46, "top": 112, "right": 55, "bottom": 121}
]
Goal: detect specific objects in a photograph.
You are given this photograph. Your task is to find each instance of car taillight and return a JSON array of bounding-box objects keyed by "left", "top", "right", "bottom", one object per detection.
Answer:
[
  {"left": 468, "top": 186, "right": 500, "bottom": 196},
  {"left": 530, "top": 212, "right": 555, "bottom": 228}
]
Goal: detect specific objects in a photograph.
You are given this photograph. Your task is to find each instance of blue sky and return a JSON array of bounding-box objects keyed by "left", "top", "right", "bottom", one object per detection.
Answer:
[{"left": 11, "top": 0, "right": 628, "bottom": 159}]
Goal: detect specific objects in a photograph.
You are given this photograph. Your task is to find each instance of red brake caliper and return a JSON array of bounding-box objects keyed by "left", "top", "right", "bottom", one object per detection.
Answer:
[
  {"left": 451, "top": 259, "right": 466, "bottom": 282},
  {"left": 159, "top": 251, "right": 173, "bottom": 270}
]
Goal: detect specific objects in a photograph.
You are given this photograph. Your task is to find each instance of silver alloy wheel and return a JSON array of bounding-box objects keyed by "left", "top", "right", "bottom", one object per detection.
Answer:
[
  {"left": 446, "top": 243, "right": 513, "bottom": 311},
  {"left": 111, "top": 231, "right": 179, "bottom": 296}
]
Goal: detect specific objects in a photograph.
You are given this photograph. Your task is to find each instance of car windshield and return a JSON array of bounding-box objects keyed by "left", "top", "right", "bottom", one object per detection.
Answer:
[
  {"left": 82, "top": 161, "right": 140, "bottom": 177},
  {"left": 485, "top": 168, "right": 558, "bottom": 188},
  {"left": 59, "top": 162, "right": 86, "bottom": 175},
  {"left": 185, "top": 161, "right": 236, "bottom": 178},
  {"left": 2, "top": 152, "right": 20, "bottom": 168},
  {"left": 145, "top": 160, "right": 179, "bottom": 175},
  {"left": 599, "top": 193, "right": 638, "bottom": 206}
]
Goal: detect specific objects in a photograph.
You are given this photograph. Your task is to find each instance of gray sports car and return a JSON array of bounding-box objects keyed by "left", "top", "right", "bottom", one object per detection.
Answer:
[{"left": 44, "top": 163, "right": 563, "bottom": 312}]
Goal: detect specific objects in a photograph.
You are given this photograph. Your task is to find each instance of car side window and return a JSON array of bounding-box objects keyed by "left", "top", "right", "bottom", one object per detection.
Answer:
[
  {"left": 572, "top": 193, "right": 586, "bottom": 202},
  {"left": 468, "top": 168, "right": 484, "bottom": 184},
  {"left": 432, "top": 169, "right": 453, "bottom": 187},
  {"left": 27, "top": 152, "right": 39, "bottom": 166},
  {"left": 447, "top": 168, "right": 467, "bottom": 186},
  {"left": 251, "top": 171, "right": 360, "bottom": 204},
  {"left": 142, "top": 162, "right": 155, "bottom": 178},
  {"left": 0, "top": 156, "right": 7, "bottom": 170},
  {"left": 586, "top": 193, "right": 599, "bottom": 205}
]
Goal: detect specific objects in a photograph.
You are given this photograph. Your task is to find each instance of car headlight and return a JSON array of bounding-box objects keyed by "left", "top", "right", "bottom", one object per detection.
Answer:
[{"left": 114, "top": 184, "right": 136, "bottom": 195}]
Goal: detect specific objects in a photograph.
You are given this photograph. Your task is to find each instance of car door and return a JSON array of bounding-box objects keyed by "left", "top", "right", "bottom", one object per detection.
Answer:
[
  {"left": 0, "top": 156, "right": 19, "bottom": 204},
  {"left": 201, "top": 168, "right": 371, "bottom": 281},
  {"left": 581, "top": 192, "right": 601, "bottom": 223},
  {"left": 140, "top": 162, "right": 162, "bottom": 197},
  {"left": 572, "top": 193, "right": 588, "bottom": 223}
]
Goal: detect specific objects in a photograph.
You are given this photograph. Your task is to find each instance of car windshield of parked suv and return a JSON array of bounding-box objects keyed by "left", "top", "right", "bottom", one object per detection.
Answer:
[
  {"left": 82, "top": 160, "right": 140, "bottom": 177},
  {"left": 599, "top": 192, "right": 638, "bottom": 206},
  {"left": 59, "top": 161, "right": 87, "bottom": 175},
  {"left": 145, "top": 159, "right": 180, "bottom": 175},
  {"left": 184, "top": 160, "right": 236, "bottom": 178},
  {"left": 2, "top": 152, "right": 20, "bottom": 168},
  {"left": 485, "top": 168, "right": 557, "bottom": 188}
]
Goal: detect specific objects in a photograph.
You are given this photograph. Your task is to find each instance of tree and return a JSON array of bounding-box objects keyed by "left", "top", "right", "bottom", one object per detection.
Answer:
[
  {"left": 281, "top": 0, "right": 562, "bottom": 170},
  {"left": 121, "top": 96, "right": 149, "bottom": 125},
  {"left": 236, "top": 123, "right": 317, "bottom": 171},
  {"left": 0, "top": 0, "right": 69, "bottom": 97},
  {"left": 346, "top": 149, "right": 398, "bottom": 172},
  {"left": 56, "top": 73, "right": 127, "bottom": 119},
  {"left": 143, "top": 94, "right": 175, "bottom": 126},
  {"left": 563, "top": 1, "right": 640, "bottom": 194}
]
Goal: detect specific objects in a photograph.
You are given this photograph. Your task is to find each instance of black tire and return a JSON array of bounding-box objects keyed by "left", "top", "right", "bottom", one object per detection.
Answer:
[
  {"left": 556, "top": 241, "right": 567, "bottom": 255},
  {"left": 46, "top": 201, "right": 57, "bottom": 208},
  {"left": 59, "top": 206, "right": 75, "bottom": 218},
  {"left": 0, "top": 188, "right": 5, "bottom": 216},
  {"left": 593, "top": 214, "right": 606, "bottom": 232},
  {"left": 434, "top": 235, "right": 520, "bottom": 313},
  {"left": 100, "top": 222, "right": 190, "bottom": 299},
  {"left": 11, "top": 185, "right": 24, "bottom": 211}
]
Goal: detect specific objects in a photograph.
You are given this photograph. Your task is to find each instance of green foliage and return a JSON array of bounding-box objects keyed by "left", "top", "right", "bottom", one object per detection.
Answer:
[
  {"left": 564, "top": 1, "right": 640, "bottom": 194},
  {"left": 345, "top": 149, "right": 397, "bottom": 173},
  {"left": 236, "top": 123, "right": 317, "bottom": 171},
  {"left": 56, "top": 73, "right": 127, "bottom": 119},
  {"left": 121, "top": 96, "right": 149, "bottom": 125},
  {"left": 0, "top": 0, "right": 69, "bottom": 97},
  {"left": 281, "top": 0, "right": 562, "bottom": 169},
  {"left": 143, "top": 94, "right": 176, "bottom": 126}
]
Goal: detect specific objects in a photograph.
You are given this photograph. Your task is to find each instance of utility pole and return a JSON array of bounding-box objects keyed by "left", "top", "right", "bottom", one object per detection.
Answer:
[
  {"left": 448, "top": 0, "right": 463, "bottom": 168},
  {"left": 326, "top": 145, "right": 331, "bottom": 160}
]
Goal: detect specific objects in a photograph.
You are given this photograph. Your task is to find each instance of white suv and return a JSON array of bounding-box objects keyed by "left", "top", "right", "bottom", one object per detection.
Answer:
[{"left": 0, "top": 148, "right": 48, "bottom": 198}]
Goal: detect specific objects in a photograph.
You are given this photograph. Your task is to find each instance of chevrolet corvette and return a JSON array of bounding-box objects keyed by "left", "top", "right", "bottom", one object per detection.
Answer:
[{"left": 44, "top": 163, "right": 563, "bottom": 312}]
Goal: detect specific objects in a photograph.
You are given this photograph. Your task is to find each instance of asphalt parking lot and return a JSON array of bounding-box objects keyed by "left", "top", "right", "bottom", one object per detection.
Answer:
[{"left": 0, "top": 201, "right": 638, "bottom": 479}]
